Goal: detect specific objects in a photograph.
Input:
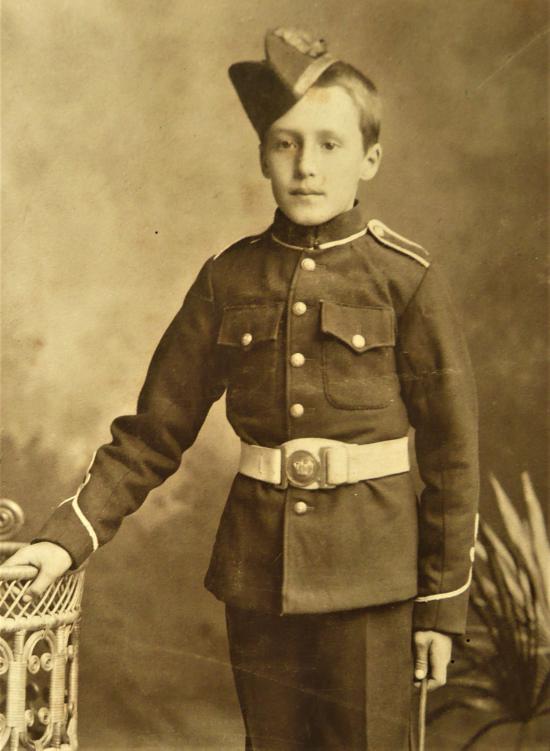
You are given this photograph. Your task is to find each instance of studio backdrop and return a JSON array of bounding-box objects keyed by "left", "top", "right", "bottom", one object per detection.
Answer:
[{"left": 2, "top": 1, "right": 548, "bottom": 749}]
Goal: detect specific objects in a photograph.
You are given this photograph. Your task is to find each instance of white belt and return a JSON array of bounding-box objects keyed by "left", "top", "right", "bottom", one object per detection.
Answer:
[{"left": 239, "top": 436, "right": 410, "bottom": 490}]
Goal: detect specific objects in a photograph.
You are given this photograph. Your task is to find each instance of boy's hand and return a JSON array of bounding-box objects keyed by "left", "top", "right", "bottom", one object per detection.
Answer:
[
  {"left": 0, "top": 542, "right": 72, "bottom": 602},
  {"left": 413, "top": 630, "right": 452, "bottom": 691}
]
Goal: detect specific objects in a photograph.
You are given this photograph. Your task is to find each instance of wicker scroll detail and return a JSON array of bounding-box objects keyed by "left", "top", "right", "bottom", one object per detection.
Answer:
[
  {"left": 0, "top": 501, "right": 25, "bottom": 543},
  {"left": 0, "top": 541, "right": 86, "bottom": 750}
]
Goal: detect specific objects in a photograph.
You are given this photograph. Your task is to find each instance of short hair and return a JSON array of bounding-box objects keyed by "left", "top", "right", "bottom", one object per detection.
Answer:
[{"left": 313, "top": 61, "right": 381, "bottom": 150}]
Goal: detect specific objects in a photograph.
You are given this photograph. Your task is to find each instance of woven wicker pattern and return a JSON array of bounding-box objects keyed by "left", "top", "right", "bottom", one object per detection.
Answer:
[
  {"left": 0, "top": 544, "right": 85, "bottom": 636},
  {"left": 0, "top": 531, "right": 86, "bottom": 750}
]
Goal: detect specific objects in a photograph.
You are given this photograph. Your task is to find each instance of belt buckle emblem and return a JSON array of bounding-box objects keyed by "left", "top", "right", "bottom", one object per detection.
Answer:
[{"left": 286, "top": 450, "right": 321, "bottom": 488}]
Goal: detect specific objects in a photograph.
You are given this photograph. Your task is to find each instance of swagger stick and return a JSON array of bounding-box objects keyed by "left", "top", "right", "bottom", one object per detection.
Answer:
[{"left": 418, "top": 678, "right": 428, "bottom": 751}]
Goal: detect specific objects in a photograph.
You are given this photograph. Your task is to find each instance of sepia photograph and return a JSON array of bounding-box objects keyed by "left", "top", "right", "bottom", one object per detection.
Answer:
[{"left": 1, "top": 1, "right": 548, "bottom": 749}]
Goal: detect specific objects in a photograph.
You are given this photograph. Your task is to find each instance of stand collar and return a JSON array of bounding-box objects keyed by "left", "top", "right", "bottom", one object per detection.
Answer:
[{"left": 271, "top": 203, "right": 367, "bottom": 251}]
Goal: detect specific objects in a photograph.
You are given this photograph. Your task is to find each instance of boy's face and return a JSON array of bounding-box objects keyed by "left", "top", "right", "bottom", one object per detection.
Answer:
[{"left": 260, "top": 85, "right": 381, "bottom": 226}]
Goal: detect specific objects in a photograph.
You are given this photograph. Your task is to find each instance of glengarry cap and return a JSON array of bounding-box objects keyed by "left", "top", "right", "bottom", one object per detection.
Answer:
[{"left": 229, "top": 28, "right": 338, "bottom": 138}]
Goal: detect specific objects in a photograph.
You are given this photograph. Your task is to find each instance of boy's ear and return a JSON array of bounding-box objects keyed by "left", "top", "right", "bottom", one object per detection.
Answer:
[
  {"left": 259, "top": 143, "right": 270, "bottom": 179},
  {"left": 360, "top": 143, "right": 382, "bottom": 182}
]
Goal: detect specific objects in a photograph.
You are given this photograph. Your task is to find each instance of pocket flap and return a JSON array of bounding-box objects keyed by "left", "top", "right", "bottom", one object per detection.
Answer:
[
  {"left": 218, "top": 303, "right": 285, "bottom": 347},
  {"left": 321, "top": 301, "right": 395, "bottom": 352}
]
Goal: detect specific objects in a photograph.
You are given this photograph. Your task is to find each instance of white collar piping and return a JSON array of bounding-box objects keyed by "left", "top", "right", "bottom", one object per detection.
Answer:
[{"left": 271, "top": 227, "right": 368, "bottom": 252}]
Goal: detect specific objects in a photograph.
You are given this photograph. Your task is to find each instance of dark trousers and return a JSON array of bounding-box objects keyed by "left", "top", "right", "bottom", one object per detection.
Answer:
[{"left": 226, "top": 599, "right": 413, "bottom": 751}]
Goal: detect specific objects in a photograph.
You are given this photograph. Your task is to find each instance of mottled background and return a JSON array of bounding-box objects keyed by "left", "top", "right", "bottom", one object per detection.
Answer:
[{"left": 2, "top": 1, "right": 548, "bottom": 749}]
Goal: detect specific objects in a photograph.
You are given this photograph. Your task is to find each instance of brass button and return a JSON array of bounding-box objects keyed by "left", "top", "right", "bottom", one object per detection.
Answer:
[
  {"left": 289, "top": 403, "right": 304, "bottom": 418},
  {"left": 294, "top": 501, "right": 308, "bottom": 515},
  {"left": 301, "top": 258, "right": 316, "bottom": 271},
  {"left": 292, "top": 301, "right": 307, "bottom": 316},
  {"left": 352, "top": 334, "right": 366, "bottom": 349},
  {"left": 290, "top": 353, "right": 305, "bottom": 367},
  {"left": 241, "top": 332, "right": 253, "bottom": 346}
]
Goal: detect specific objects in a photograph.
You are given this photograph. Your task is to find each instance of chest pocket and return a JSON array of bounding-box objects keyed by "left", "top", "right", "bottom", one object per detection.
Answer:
[
  {"left": 217, "top": 303, "right": 284, "bottom": 412},
  {"left": 321, "top": 301, "right": 398, "bottom": 409}
]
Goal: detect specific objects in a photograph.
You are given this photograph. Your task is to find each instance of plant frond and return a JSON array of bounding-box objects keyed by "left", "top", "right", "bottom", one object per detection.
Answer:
[
  {"left": 534, "top": 668, "right": 550, "bottom": 711},
  {"left": 446, "top": 677, "right": 495, "bottom": 693},
  {"left": 461, "top": 717, "right": 517, "bottom": 751},
  {"left": 427, "top": 695, "right": 503, "bottom": 727},
  {"left": 475, "top": 524, "right": 542, "bottom": 714},
  {"left": 506, "top": 524, "right": 549, "bottom": 632},
  {"left": 475, "top": 539, "right": 488, "bottom": 562},
  {"left": 483, "top": 530, "right": 530, "bottom": 664},
  {"left": 427, "top": 700, "right": 476, "bottom": 724},
  {"left": 470, "top": 579, "right": 505, "bottom": 650},
  {"left": 522, "top": 472, "right": 550, "bottom": 607},
  {"left": 449, "top": 659, "right": 492, "bottom": 680},
  {"left": 489, "top": 474, "right": 537, "bottom": 577},
  {"left": 481, "top": 521, "right": 529, "bottom": 609},
  {"left": 452, "top": 474, "right": 550, "bottom": 730},
  {"left": 473, "top": 571, "right": 500, "bottom": 611}
]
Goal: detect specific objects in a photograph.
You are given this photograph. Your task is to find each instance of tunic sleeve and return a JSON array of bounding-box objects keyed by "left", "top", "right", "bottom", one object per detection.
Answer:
[
  {"left": 396, "top": 262, "right": 479, "bottom": 634},
  {"left": 34, "top": 257, "right": 226, "bottom": 568}
]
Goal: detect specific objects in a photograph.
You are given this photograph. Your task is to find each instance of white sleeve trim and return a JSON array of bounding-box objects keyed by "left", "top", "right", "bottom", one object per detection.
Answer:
[
  {"left": 415, "top": 513, "right": 479, "bottom": 604},
  {"left": 58, "top": 452, "right": 100, "bottom": 552},
  {"left": 71, "top": 496, "right": 99, "bottom": 552},
  {"left": 414, "top": 568, "right": 473, "bottom": 603}
]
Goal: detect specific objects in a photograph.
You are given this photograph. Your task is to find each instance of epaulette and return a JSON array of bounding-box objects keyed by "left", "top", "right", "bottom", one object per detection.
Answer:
[
  {"left": 213, "top": 232, "right": 266, "bottom": 260},
  {"left": 367, "top": 219, "right": 430, "bottom": 268}
]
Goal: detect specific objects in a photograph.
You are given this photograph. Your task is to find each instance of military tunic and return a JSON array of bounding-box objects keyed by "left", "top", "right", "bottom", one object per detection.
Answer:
[{"left": 36, "top": 203, "right": 479, "bottom": 635}]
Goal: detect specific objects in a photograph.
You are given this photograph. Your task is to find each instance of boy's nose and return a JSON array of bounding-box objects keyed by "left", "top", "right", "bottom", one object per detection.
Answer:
[{"left": 295, "top": 145, "right": 317, "bottom": 177}]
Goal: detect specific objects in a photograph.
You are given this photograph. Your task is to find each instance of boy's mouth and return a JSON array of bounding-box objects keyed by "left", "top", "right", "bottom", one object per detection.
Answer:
[{"left": 290, "top": 189, "right": 325, "bottom": 196}]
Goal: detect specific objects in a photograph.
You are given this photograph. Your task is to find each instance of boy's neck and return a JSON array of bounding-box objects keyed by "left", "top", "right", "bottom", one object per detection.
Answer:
[{"left": 272, "top": 202, "right": 366, "bottom": 250}]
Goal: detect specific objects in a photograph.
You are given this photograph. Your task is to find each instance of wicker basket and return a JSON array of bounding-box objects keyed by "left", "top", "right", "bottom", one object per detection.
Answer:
[{"left": 0, "top": 501, "right": 86, "bottom": 751}]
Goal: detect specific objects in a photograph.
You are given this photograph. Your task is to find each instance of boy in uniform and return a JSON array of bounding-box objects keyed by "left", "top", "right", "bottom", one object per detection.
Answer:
[{"left": 6, "top": 28, "right": 479, "bottom": 750}]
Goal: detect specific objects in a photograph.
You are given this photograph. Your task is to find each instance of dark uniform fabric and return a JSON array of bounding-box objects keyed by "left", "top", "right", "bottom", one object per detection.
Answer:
[
  {"left": 36, "top": 203, "right": 479, "bottom": 635},
  {"left": 226, "top": 600, "right": 413, "bottom": 751}
]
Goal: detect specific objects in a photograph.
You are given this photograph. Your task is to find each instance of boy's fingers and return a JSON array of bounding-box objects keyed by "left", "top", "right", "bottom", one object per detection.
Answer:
[
  {"left": 413, "top": 630, "right": 453, "bottom": 688},
  {"left": 427, "top": 671, "right": 447, "bottom": 691},
  {"left": 427, "top": 639, "right": 450, "bottom": 690},
  {"left": 26, "top": 570, "right": 55, "bottom": 600},
  {"left": 413, "top": 638, "right": 429, "bottom": 680},
  {"left": 1, "top": 552, "right": 38, "bottom": 603},
  {"left": 1, "top": 549, "right": 34, "bottom": 568},
  {"left": 0, "top": 547, "right": 55, "bottom": 602}
]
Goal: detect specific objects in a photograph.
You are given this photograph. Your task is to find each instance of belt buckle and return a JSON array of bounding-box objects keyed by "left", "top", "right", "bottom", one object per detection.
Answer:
[{"left": 278, "top": 446, "right": 335, "bottom": 490}]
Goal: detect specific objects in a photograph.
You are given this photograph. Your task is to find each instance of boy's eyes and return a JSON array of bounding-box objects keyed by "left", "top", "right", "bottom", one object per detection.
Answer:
[
  {"left": 275, "top": 139, "right": 296, "bottom": 150},
  {"left": 273, "top": 139, "right": 341, "bottom": 151}
]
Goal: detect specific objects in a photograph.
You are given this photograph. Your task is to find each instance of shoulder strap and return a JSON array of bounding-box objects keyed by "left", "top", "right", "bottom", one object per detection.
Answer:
[
  {"left": 368, "top": 219, "right": 430, "bottom": 268},
  {"left": 214, "top": 232, "right": 266, "bottom": 260}
]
